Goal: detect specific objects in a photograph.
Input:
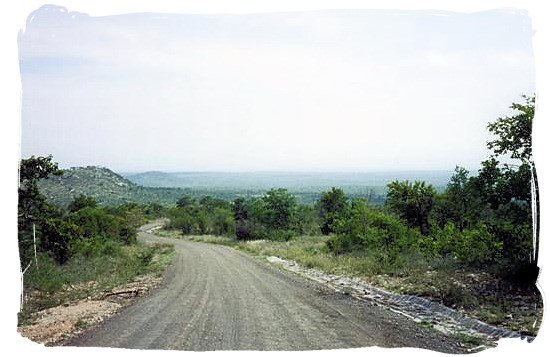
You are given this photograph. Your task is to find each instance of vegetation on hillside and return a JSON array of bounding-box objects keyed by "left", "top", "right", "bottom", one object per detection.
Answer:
[
  {"left": 38, "top": 166, "right": 186, "bottom": 207},
  {"left": 39, "top": 165, "right": 395, "bottom": 207},
  {"left": 18, "top": 157, "right": 174, "bottom": 323}
]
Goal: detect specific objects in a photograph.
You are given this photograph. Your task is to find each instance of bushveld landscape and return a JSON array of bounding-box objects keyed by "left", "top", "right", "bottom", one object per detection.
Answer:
[
  {"left": 16, "top": 4, "right": 542, "bottom": 354},
  {"left": 18, "top": 95, "right": 541, "bottom": 351}
]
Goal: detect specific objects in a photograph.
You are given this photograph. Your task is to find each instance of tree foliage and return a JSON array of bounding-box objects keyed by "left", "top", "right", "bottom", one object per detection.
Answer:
[
  {"left": 261, "top": 188, "right": 297, "bottom": 231},
  {"left": 176, "top": 194, "right": 195, "bottom": 209},
  {"left": 487, "top": 94, "right": 534, "bottom": 163},
  {"left": 18, "top": 155, "right": 63, "bottom": 225},
  {"left": 67, "top": 195, "right": 98, "bottom": 213},
  {"left": 386, "top": 180, "right": 436, "bottom": 235},
  {"left": 324, "top": 94, "right": 537, "bottom": 285},
  {"left": 318, "top": 187, "right": 348, "bottom": 235},
  {"left": 18, "top": 156, "right": 146, "bottom": 265}
]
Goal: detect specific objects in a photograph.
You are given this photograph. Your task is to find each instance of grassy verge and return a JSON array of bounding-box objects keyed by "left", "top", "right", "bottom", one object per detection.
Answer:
[
  {"left": 160, "top": 229, "right": 542, "bottom": 337},
  {"left": 19, "top": 241, "right": 175, "bottom": 326}
]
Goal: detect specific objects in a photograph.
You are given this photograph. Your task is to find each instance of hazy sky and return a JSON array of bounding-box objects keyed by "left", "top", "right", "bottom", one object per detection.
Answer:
[{"left": 19, "top": 5, "right": 535, "bottom": 172}]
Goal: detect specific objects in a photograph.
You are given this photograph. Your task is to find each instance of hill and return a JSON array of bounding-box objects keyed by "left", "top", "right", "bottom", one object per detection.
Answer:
[
  {"left": 38, "top": 166, "right": 185, "bottom": 207},
  {"left": 39, "top": 167, "right": 452, "bottom": 207}
]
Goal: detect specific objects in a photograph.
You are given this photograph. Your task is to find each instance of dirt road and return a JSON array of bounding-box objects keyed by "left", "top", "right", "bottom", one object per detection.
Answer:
[{"left": 67, "top": 223, "right": 463, "bottom": 352}]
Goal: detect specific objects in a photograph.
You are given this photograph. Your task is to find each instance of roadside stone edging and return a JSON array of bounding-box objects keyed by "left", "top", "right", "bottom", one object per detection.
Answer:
[{"left": 266, "top": 256, "right": 534, "bottom": 344}]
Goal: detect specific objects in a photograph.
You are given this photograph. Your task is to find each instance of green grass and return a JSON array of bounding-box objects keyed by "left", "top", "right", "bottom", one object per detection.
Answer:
[
  {"left": 19, "top": 242, "right": 175, "bottom": 326},
  {"left": 452, "top": 332, "right": 488, "bottom": 348}
]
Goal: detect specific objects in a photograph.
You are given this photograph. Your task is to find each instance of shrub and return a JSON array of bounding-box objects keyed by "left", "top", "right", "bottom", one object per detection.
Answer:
[
  {"left": 71, "top": 236, "right": 121, "bottom": 258},
  {"left": 210, "top": 208, "right": 236, "bottom": 236},
  {"left": 292, "top": 205, "right": 321, "bottom": 235},
  {"left": 235, "top": 220, "right": 269, "bottom": 240},
  {"left": 318, "top": 187, "right": 348, "bottom": 235},
  {"left": 67, "top": 195, "right": 97, "bottom": 213},
  {"left": 39, "top": 218, "right": 82, "bottom": 264},
  {"left": 261, "top": 188, "right": 298, "bottom": 230},
  {"left": 386, "top": 180, "right": 436, "bottom": 235},
  {"left": 431, "top": 222, "right": 503, "bottom": 267},
  {"left": 327, "top": 201, "right": 421, "bottom": 258}
]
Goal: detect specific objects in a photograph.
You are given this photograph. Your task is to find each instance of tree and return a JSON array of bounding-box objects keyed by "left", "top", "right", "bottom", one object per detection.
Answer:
[
  {"left": 231, "top": 197, "right": 265, "bottom": 240},
  {"left": 292, "top": 204, "right": 320, "bottom": 235},
  {"left": 484, "top": 95, "right": 537, "bottom": 282},
  {"left": 200, "top": 195, "right": 231, "bottom": 212},
  {"left": 432, "top": 166, "right": 484, "bottom": 231},
  {"left": 210, "top": 208, "right": 236, "bottom": 236},
  {"left": 176, "top": 194, "right": 195, "bottom": 209},
  {"left": 487, "top": 94, "right": 534, "bottom": 164},
  {"left": 261, "top": 188, "right": 297, "bottom": 231},
  {"left": 18, "top": 155, "right": 63, "bottom": 265},
  {"left": 143, "top": 202, "right": 166, "bottom": 218},
  {"left": 386, "top": 180, "right": 436, "bottom": 235},
  {"left": 232, "top": 197, "right": 249, "bottom": 221},
  {"left": 39, "top": 218, "right": 81, "bottom": 264},
  {"left": 318, "top": 187, "right": 348, "bottom": 235},
  {"left": 67, "top": 195, "right": 98, "bottom": 213},
  {"left": 18, "top": 155, "right": 63, "bottom": 224}
]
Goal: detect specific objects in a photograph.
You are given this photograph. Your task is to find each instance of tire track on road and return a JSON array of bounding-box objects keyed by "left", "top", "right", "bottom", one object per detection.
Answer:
[{"left": 67, "top": 229, "right": 465, "bottom": 352}]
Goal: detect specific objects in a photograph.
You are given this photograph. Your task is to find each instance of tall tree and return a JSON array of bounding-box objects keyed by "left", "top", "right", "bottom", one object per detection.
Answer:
[
  {"left": 18, "top": 155, "right": 63, "bottom": 224},
  {"left": 484, "top": 95, "right": 538, "bottom": 281},
  {"left": 18, "top": 155, "right": 64, "bottom": 264},
  {"left": 487, "top": 94, "right": 534, "bottom": 164}
]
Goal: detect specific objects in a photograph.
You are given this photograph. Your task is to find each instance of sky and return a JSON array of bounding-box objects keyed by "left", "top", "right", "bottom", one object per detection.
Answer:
[{"left": 18, "top": 5, "right": 536, "bottom": 172}]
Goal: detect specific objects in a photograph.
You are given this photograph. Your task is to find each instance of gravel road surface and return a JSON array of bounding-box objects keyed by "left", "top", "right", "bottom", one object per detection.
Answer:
[{"left": 67, "top": 223, "right": 463, "bottom": 352}]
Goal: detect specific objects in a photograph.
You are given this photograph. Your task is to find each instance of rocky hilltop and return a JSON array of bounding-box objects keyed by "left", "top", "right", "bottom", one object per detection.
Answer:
[{"left": 38, "top": 166, "right": 184, "bottom": 207}]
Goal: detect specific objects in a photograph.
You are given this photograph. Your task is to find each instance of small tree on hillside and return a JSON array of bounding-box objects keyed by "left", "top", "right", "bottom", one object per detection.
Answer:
[
  {"left": 261, "top": 188, "right": 297, "bottom": 231},
  {"left": 386, "top": 180, "right": 436, "bottom": 235},
  {"left": 67, "top": 195, "right": 98, "bottom": 213},
  {"left": 176, "top": 193, "right": 195, "bottom": 209},
  {"left": 432, "top": 166, "right": 484, "bottom": 231},
  {"left": 318, "top": 187, "right": 348, "bottom": 235}
]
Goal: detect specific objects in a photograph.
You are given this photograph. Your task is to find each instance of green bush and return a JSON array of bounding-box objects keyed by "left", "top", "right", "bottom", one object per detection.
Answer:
[
  {"left": 235, "top": 219, "right": 269, "bottom": 240},
  {"left": 67, "top": 195, "right": 97, "bottom": 213},
  {"left": 327, "top": 201, "right": 421, "bottom": 258},
  {"left": 430, "top": 222, "right": 502, "bottom": 267},
  {"left": 292, "top": 205, "right": 321, "bottom": 235},
  {"left": 318, "top": 187, "right": 348, "bottom": 235},
  {"left": 71, "top": 236, "right": 122, "bottom": 258},
  {"left": 210, "top": 207, "right": 235, "bottom": 236},
  {"left": 67, "top": 206, "right": 138, "bottom": 245},
  {"left": 386, "top": 180, "right": 436, "bottom": 235},
  {"left": 40, "top": 218, "right": 82, "bottom": 264}
]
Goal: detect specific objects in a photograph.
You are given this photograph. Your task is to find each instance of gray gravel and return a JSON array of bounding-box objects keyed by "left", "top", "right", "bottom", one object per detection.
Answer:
[
  {"left": 266, "top": 256, "right": 533, "bottom": 343},
  {"left": 66, "top": 225, "right": 465, "bottom": 352}
]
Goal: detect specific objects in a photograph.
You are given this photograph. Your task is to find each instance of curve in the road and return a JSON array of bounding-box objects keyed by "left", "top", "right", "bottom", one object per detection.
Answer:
[{"left": 67, "top": 226, "right": 463, "bottom": 352}]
